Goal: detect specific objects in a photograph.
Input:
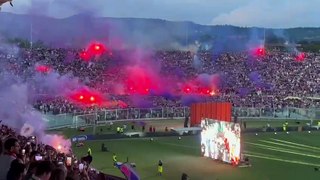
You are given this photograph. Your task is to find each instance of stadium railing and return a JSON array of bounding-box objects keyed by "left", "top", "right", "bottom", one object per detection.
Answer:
[
  {"left": 45, "top": 113, "right": 75, "bottom": 130},
  {"left": 72, "top": 107, "right": 187, "bottom": 128},
  {"left": 44, "top": 107, "right": 319, "bottom": 130}
]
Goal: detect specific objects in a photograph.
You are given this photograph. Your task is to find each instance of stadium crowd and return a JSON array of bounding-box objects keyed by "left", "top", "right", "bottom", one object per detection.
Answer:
[
  {"left": 0, "top": 43, "right": 319, "bottom": 179},
  {"left": 0, "top": 122, "right": 125, "bottom": 180},
  {"left": 1, "top": 46, "right": 320, "bottom": 115}
]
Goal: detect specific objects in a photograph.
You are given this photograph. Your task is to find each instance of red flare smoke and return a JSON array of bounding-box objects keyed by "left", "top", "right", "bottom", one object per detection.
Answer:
[
  {"left": 79, "top": 42, "right": 109, "bottom": 61},
  {"left": 35, "top": 65, "right": 51, "bottom": 73},
  {"left": 88, "top": 43, "right": 106, "bottom": 55},
  {"left": 79, "top": 51, "right": 90, "bottom": 61},
  {"left": 69, "top": 89, "right": 104, "bottom": 105},
  {"left": 295, "top": 52, "right": 306, "bottom": 62},
  {"left": 183, "top": 87, "right": 192, "bottom": 93},
  {"left": 254, "top": 47, "right": 266, "bottom": 57}
]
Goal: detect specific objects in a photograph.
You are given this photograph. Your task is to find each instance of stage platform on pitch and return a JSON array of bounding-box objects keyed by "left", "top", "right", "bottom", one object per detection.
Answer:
[{"left": 170, "top": 127, "right": 202, "bottom": 135}]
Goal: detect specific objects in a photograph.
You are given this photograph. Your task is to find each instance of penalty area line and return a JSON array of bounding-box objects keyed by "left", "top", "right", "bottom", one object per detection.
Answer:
[
  {"left": 270, "top": 138, "right": 320, "bottom": 151},
  {"left": 259, "top": 140, "right": 320, "bottom": 153},
  {"left": 245, "top": 142, "right": 320, "bottom": 159},
  {"left": 244, "top": 153, "right": 320, "bottom": 167}
]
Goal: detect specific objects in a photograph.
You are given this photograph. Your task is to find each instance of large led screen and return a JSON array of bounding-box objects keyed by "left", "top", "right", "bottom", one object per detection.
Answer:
[{"left": 200, "top": 119, "right": 241, "bottom": 165}]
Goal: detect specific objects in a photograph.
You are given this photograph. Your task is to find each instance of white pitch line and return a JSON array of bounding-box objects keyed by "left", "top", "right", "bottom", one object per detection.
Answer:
[
  {"left": 244, "top": 153, "right": 320, "bottom": 167},
  {"left": 243, "top": 151, "right": 277, "bottom": 158},
  {"left": 270, "top": 138, "right": 320, "bottom": 150},
  {"left": 245, "top": 142, "right": 320, "bottom": 159},
  {"left": 259, "top": 140, "right": 320, "bottom": 153}
]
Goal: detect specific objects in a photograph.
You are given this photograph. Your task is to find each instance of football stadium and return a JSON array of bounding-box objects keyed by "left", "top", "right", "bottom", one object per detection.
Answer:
[{"left": 0, "top": 1, "right": 320, "bottom": 180}]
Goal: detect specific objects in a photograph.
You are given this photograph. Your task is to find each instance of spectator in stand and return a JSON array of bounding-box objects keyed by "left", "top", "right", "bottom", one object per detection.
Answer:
[
  {"left": 1, "top": 41, "right": 320, "bottom": 180},
  {"left": 7, "top": 159, "right": 26, "bottom": 180},
  {"left": 29, "top": 161, "right": 54, "bottom": 180},
  {"left": 49, "top": 168, "right": 66, "bottom": 180},
  {"left": 82, "top": 152, "right": 93, "bottom": 165},
  {"left": 0, "top": 138, "right": 20, "bottom": 180},
  {"left": 5, "top": 47, "right": 318, "bottom": 114},
  {"left": 0, "top": 121, "right": 114, "bottom": 180},
  {"left": 0, "top": 138, "right": 2, "bottom": 154},
  {"left": 25, "top": 161, "right": 39, "bottom": 180}
]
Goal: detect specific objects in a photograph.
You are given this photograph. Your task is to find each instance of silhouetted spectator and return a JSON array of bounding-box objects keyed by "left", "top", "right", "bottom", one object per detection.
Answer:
[
  {"left": 7, "top": 159, "right": 26, "bottom": 180},
  {"left": 0, "top": 138, "right": 20, "bottom": 180},
  {"left": 30, "top": 161, "right": 54, "bottom": 180}
]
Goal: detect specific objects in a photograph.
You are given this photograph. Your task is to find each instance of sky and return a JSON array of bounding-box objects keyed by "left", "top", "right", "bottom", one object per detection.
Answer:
[{"left": 1, "top": 0, "right": 319, "bottom": 28}]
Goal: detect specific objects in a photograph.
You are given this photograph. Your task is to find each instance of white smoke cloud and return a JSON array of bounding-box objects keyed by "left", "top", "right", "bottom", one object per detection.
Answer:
[
  {"left": 0, "top": 41, "right": 86, "bottom": 151},
  {"left": 2, "top": 0, "right": 318, "bottom": 27},
  {"left": 0, "top": 0, "right": 247, "bottom": 25},
  {"left": 211, "top": 0, "right": 320, "bottom": 28},
  {"left": 0, "top": 71, "right": 74, "bottom": 150}
]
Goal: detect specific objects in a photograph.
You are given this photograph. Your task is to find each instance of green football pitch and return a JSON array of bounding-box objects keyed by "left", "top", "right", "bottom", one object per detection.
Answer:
[{"left": 57, "top": 119, "right": 320, "bottom": 180}]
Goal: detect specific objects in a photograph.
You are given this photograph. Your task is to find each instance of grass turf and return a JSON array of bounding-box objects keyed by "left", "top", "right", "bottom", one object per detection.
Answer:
[
  {"left": 52, "top": 119, "right": 320, "bottom": 179},
  {"left": 66, "top": 131, "right": 320, "bottom": 180}
]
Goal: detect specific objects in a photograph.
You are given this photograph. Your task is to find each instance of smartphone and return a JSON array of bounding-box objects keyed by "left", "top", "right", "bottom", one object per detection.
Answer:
[
  {"left": 79, "top": 163, "right": 84, "bottom": 172},
  {"left": 66, "top": 157, "right": 72, "bottom": 166},
  {"left": 22, "top": 149, "right": 25, "bottom": 155},
  {"left": 35, "top": 155, "right": 43, "bottom": 161},
  {"left": 27, "top": 142, "right": 31, "bottom": 145},
  {"left": 58, "top": 161, "right": 63, "bottom": 165}
]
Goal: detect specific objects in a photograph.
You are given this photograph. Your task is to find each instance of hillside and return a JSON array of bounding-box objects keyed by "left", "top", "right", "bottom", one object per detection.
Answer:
[{"left": 0, "top": 12, "right": 320, "bottom": 49}]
